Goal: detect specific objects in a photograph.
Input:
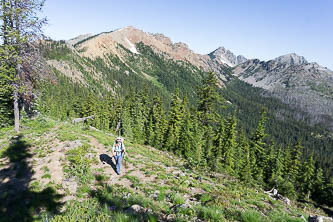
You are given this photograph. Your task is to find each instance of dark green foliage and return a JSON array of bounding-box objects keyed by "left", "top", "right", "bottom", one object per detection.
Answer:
[
  {"left": 250, "top": 111, "right": 267, "bottom": 182},
  {"left": 33, "top": 40, "right": 333, "bottom": 207},
  {"left": 0, "top": 43, "right": 15, "bottom": 127},
  {"left": 238, "top": 132, "right": 253, "bottom": 182},
  {"left": 222, "top": 79, "right": 333, "bottom": 179},
  {"left": 165, "top": 89, "right": 184, "bottom": 153},
  {"left": 220, "top": 115, "right": 237, "bottom": 174},
  {"left": 197, "top": 72, "right": 221, "bottom": 126}
]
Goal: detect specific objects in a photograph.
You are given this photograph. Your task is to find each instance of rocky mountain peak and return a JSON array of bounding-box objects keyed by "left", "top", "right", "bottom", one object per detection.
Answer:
[
  {"left": 151, "top": 33, "right": 173, "bottom": 46},
  {"left": 208, "top": 46, "right": 247, "bottom": 67},
  {"left": 66, "top": 33, "right": 92, "bottom": 47},
  {"left": 274, "top": 53, "right": 308, "bottom": 66}
]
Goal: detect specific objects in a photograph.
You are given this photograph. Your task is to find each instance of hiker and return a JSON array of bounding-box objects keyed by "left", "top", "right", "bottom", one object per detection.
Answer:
[{"left": 112, "top": 137, "right": 126, "bottom": 175}]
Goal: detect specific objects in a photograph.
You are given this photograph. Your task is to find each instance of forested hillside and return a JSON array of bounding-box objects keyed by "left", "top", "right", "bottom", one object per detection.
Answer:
[
  {"left": 1, "top": 22, "right": 333, "bottom": 221},
  {"left": 20, "top": 37, "right": 332, "bottom": 199}
]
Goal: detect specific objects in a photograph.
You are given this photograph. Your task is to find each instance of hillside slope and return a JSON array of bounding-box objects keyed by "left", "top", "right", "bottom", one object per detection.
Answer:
[
  {"left": 233, "top": 55, "right": 333, "bottom": 130},
  {"left": 0, "top": 116, "right": 332, "bottom": 221}
]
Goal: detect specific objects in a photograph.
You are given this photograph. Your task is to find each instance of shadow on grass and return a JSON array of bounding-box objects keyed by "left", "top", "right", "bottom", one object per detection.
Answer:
[
  {"left": 0, "top": 135, "right": 63, "bottom": 222},
  {"left": 100, "top": 154, "right": 118, "bottom": 174},
  {"left": 299, "top": 199, "right": 333, "bottom": 218},
  {"left": 90, "top": 181, "right": 159, "bottom": 221}
]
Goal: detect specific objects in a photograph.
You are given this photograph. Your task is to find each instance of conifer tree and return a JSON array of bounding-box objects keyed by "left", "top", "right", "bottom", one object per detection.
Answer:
[
  {"left": 82, "top": 92, "right": 98, "bottom": 126},
  {"left": 263, "top": 143, "right": 276, "bottom": 184},
  {"left": 299, "top": 155, "right": 315, "bottom": 200},
  {"left": 283, "top": 145, "right": 292, "bottom": 178},
  {"left": 312, "top": 167, "right": 325, "bottom": 203},
  {"left": 197, "top": 72, "right": 221, "bottom": 127},
  {"left": 165, "top": 89, "right": 184, "bottom": 153},
  {"left": 213, "top": 118, "right": 225, "bottom": 171},
  {"left": 203, "top": 125, "right": 214, "bottom": 167},
  {"left": 267, "top": 146, "right": 284, "bottom": 189},
  {"left": 238, "top": 131, "right": 252, "bottom": 182},
  {"left": 190, "top": 112, "right": 204, "bottom": 167},
  {"left": 145, "top": 116, "right": 155, "bottom": 145},
  {"left": 150, "top": 95, "right": 167, "bottom": 149},
  {"left": 323, "top": 177, "right": 333, "bottom": 207},
  {"left": 0, "top": 45, "right": 15, "bottom": 126},
  {"left": 221, "top": 115, "right": 237, "bottom": 174},
  {"left": 179, "top": 112, "right": 193, "bottom": 159},
  {"left": 0, "top": 0, "right": 47, "bottom": 132},
  {"left": 289, "top": 141, "right": 303, "bottom": 186},
  {"left": 250, "top": 110, "right": 267, "bottom": 182},
  {"left": 120, "top": 105, "right": 133, "bottom": 138}
]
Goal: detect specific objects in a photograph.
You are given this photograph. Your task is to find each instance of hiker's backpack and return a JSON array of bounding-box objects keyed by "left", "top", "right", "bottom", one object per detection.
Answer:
[{"left": 114, "top": 142, "right": 124, "bottom": 156}]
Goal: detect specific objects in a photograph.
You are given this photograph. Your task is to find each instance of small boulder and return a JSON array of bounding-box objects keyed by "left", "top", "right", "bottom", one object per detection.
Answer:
[
  {"left": 126, "top": 204, "right": 145, "bottom": 214},
  {"left": 166, "top": 214, "right": 176, "bottom": 221},
  {"left": 308, "top": 215, "right": 323, "bottom": 222}
]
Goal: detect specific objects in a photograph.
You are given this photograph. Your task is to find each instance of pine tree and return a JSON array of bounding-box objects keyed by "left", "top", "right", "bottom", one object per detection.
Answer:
[
  {"left": 0, "top": 45, "right": 15, "bottom": 127},
  {"left": 312, "top": 167, "right": 325, "bottom": 203},
  {"left": 165, "top": 89, "right": 184, "bottom": 153},
  {"left": 213, "top": 118, "right": 225, "bottom": 171},
  {"left": 289, "top": 141, "right": 303, "bottom": 187},
  {"left": 197, "top": 72, "right": 221, "bottom": 127},
  {"left": 0, "top": 0, "right": 47, "bottom": 132},
  {"left": 120, "top": 102, "right": 133, "bottom": 139},
  {"left": 263, "top": 143, "right": 276, "bottom": 185},
  {"left": 179, "top": 112, "right": 193, "bottom": 159},
  {"left": 202, "top": 125, "right": 214, "bottom": 167},
  {"left": 267, "top": 146, "right": 284, "bottom": 190},
  {"left": 250, "top": 110, "right": 267, "bottom": 182},
  {"left": 238, "top": 131, "right": 252, "bottom": 182},
  {"left": 221, "top": 115, "right": 237, "bottom": 174},
  {"left": 323, "top": 177, "right": 333, "bottom": 207},
  {"left": 299, "top": 155, "right": 315, "bottom": 200},
  {"left": 190, "top": 112, "right": 204, "bottom": 167},
  {"left": 145, "top": 116, "right": 155, "bottom": 145},
  {"left": 150, "top": 95, "right": 167, "bottom": 149}
]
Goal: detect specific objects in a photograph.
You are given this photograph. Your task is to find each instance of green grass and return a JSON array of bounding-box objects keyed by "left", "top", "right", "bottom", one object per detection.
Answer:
[
  {"left": 170, "top": 193, "right": 185, "bottom": 205},
  {"left": 196, "top": 205, "right": 225, "bottom": 222},
  {"left": 65, "top": 144, "right": 93, "bottom": 184},
  {"left": 0, "top": 117, "right": 330, "bottom": 222},
  {"left": 241, "top": 209, "right": 268, "bottom": 222},
  {"left": 42, "top": 173, "right": 52, "bottom": 179}
]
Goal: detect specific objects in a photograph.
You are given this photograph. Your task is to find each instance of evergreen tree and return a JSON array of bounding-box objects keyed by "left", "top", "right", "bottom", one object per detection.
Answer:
[
  {"left": 323, "top": 177, "right": 333, "bottom": 207},
  {"left": 197, "top": 72, "right": 221, "bottom": 127},
  {"left": 165, "top": 89, "right": 184, "bottom": 153},
  {"left": 0, "top": 45, "right": 15, "bottom": 127},
  {"left": 289, "top": 142, "right": 303, "bottom": 187},
  {"left": 238, "top": 131, "right": 252, "bottom": 182},
  {"left": 221, "top": 115, "right": 237, "bottom": 174},
  {"left": 120, "top": 101, "right": 133, "bottom": 139},
  {"left": 0, "top": 0, "right": 47, "bottom": 132},
  {"left": 213, "top": 118, "right": 225, "bottom": 171},
  {"left": 312, "top": 167, "right": 325, "bottom": 203},
  {"left": 299, "top": 155, "right": 315, "bottom": 200},
  {"left": 145, "top": 116, "right": 155, "bottom": 145},
  {"left": 190, "top": 112, "right": 204, "bottom": 167},
  {"left": 263, "top": 143, "right": 276, "bottom": 185},
  {"left": 202, "top": 125, "right": 214, "bottom": 167},
  {"left": 179, "top": 112, "right": 193, "bottom": 159},
  {"left": 250, "top": 110, "right": 267, "bottom": 182},
  {"left": 150, "top": 95, "right": 167, "bottom": 149}
]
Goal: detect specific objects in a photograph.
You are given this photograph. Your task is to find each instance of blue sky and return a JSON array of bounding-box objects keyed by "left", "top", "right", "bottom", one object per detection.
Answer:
[{"left": 43, "top": 0, "right": 333, "bottom": 69}]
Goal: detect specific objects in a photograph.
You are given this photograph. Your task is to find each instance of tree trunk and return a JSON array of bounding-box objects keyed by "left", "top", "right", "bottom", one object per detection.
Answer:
[{"left": 13, "top": 85, "right": 19, "bottom": 133}]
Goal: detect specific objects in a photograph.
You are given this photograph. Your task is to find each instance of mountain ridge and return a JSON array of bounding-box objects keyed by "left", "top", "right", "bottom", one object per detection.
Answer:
[{"left": 51, "top": 26, "right": 333, "bottom": 131}]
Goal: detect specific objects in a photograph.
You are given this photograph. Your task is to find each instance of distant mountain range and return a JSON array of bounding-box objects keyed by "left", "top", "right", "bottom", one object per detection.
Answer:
[{"left": 46, "top": 26, "right": 333, "bottom": 130}]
